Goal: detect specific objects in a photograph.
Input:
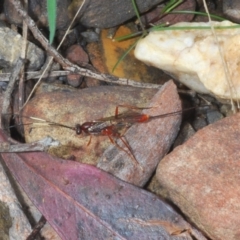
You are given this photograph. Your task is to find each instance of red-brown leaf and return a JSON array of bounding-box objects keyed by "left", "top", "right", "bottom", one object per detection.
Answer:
[{"left": 0, "top": 130, "right": 203, "bottom": 239}]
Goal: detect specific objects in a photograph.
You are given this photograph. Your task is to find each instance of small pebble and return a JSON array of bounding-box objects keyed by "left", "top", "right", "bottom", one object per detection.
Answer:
[
  {"left": 206, "top": 111, "right": 223, "bottom": 124},
  {"left": 173, "top": 122, "right": 196, "bottom": 147},
  {"left": 192, "top": 116, "right": 207, "bottom": 131}
]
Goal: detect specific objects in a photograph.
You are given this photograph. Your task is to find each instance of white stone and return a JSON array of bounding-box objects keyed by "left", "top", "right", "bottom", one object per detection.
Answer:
[{"left": 134, "top": 21, "right": 240, "bottom": 100}]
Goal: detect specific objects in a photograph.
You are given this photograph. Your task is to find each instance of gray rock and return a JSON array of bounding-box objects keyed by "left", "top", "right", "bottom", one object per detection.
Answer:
[
  {"left": 75, "top": 0, "right": 163, "bottom": 28},
  {"left": 0, "top": 27, "right": 45, "bottom": 70},
  {"left": 223, "top": 0, "right": 240, "bottom": 23},
  {"left": 5, "top": 0, "right": 163, "bottom": 29},
  {"left": 192, "top": 116, "right": 207, "bottom": 131},
  {"left": 4, "top": 0, "right": 162, "bottom": 30},
  {"left": 206, "top": 110, "right": 223, "bottom": 124},
  {"left": 173, "top": 122, "right": 196, "bottom": 147}
]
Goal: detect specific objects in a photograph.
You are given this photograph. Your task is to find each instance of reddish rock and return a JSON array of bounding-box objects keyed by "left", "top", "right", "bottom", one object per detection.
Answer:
[
  {"left": 22, "top": 86, "right": 158, "bottom": 166},
  {"left": 65, "top": 44, "right": 89, "bottom": 67},
  {"left": 141, "top": 0, "right": 196, "bottom": 26},
  {"left": 85, "top": 42, "right": 108, "bottom": 87},
  {"left": 98, "top": 81, "right": 182, "bottom": 186},
  {"left": 156, "top": 112, "right": 240, "bottom": 240},
  {"left": 65, "top": 44, "right": 89, "bottom": 87},
  {"left": 66, "top": 74, "right": 83, "bottom": 87}
]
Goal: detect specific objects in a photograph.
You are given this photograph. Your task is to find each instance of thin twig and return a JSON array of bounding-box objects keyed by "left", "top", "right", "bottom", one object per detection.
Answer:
[
  {"left": 8, "top": 3, "right": 162, "bottom": 89},
  {"left": 9, "top": 0, "right": 196, "bottom": 109},
  {"left": 26, "top": 215, "right": 47, "bottom": 240},
  {"left": 18, "top": 0, "right": 28, "bottom": 110},
  {"left": 1, "top": 58, "right": 24, "bottom": 133},
  {"left": 0, "top": 136, "right": 59, "bottom": 152},
  {"left": 0, "top": 70, "right": 72, "bottom": 81},
  {"left": 22, "top": 0, "right": 86, "bottom": 109},
  {"left": 0, "top": 70, "right": 196, "bottom": 97}
]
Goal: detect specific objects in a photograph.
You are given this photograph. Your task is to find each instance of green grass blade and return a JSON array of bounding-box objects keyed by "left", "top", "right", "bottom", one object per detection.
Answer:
[
  {"left": 47, "top": 0, "right": 57, "bottom": 44},
  {"left": 150, "top": 24, "right": 240, "bottom": 32},
  {"left": 162, "top": 0, "right": 183, "bottom": 14},
  {"left": 113, "top": 23, "right": 167, "bottom": 42},
  {"left": 114, "top": 32, "right": 143, "bottom": 42},
  {"left": 112, "top": 38, "right": 141, "bottom": 73},
  {"left": 131, "top": 0, "right": 145, "bottom": 32}
]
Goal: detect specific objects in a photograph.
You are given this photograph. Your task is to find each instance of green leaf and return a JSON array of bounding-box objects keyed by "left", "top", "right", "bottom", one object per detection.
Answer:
[
  {"left": 150, "top": 24, "right": 240, "bottom": 32},
  {"left": 131, "top": 0, "right": 145, "bottom": 33},
  {"left": 47, "top": 0, "right": 57, "bottom": 44},
  {"left": 162, "top": 0, "right": 183, "bottom": 14},
  {"left": 113, "top": 32, "right": 143, "bottom": 42},
  {"left": 112, "top": 36, "right": 144, "bottom": 73}
]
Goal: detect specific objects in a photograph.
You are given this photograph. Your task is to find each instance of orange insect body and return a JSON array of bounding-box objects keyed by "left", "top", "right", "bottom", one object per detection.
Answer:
[
  {"left": 100, "top": 126, "right": 115, "bottom": 136},
  {"left": 26, "top": 105, "right": 201, "bottom": 166},
  {"left": 70, "top": 106, "right": 190, "bottom": 165},
  {"left": 135, "top": 114, "right": 150, "bottom": 123}
]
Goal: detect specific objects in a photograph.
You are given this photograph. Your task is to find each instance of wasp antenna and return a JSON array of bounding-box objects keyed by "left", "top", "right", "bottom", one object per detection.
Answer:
[{"left": 29, "top": 116, "right": 47, "bottom": 122}]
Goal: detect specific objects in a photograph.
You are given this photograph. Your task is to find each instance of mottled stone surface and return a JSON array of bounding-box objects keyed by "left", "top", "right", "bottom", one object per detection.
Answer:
[
  {"left": 135, "top": 21, "right": 240, "bottom": 100},
  {"left": 156, "top": 113, "right": 240, "bottom": 240},
  {"left": 98, "top": 81, "right": 182, "bottom": 186},
  {"left": 0, "top": 27, "right": 44, "bottom": 70},
  {"left": 22, "top": 86, "right": 159, "bottom": 165},
  {"left": 0, "top": 163, "right": 31, "bottom": 239}
]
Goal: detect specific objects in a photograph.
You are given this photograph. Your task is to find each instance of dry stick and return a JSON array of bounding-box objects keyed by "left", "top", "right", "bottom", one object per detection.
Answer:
[
  {"left": 26, "top": 216, "right": 47, "bottom": 240},
  {"left": 0, "top": 70, "right": 196, "bottom": 97},
  {"left": 0, "top": 137, "right": 59, "bottom": 152},
  {"left": 0, "top": 70, "right": 71, "bottom": 81},
  {"left": 0, "top": 56, "right": 59, "bottom": 151},
  {"left": 10, "top": 0, "right": 196, "bottom": 107},
  {"left": 22, "top": 0, "right": 86, "bottom": 108},
  {"left": 1, "top": 58, "right": 24, "bottom": 134},
  {"left": 18, "top": 0, "right": 28, "bottom": 110}
]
